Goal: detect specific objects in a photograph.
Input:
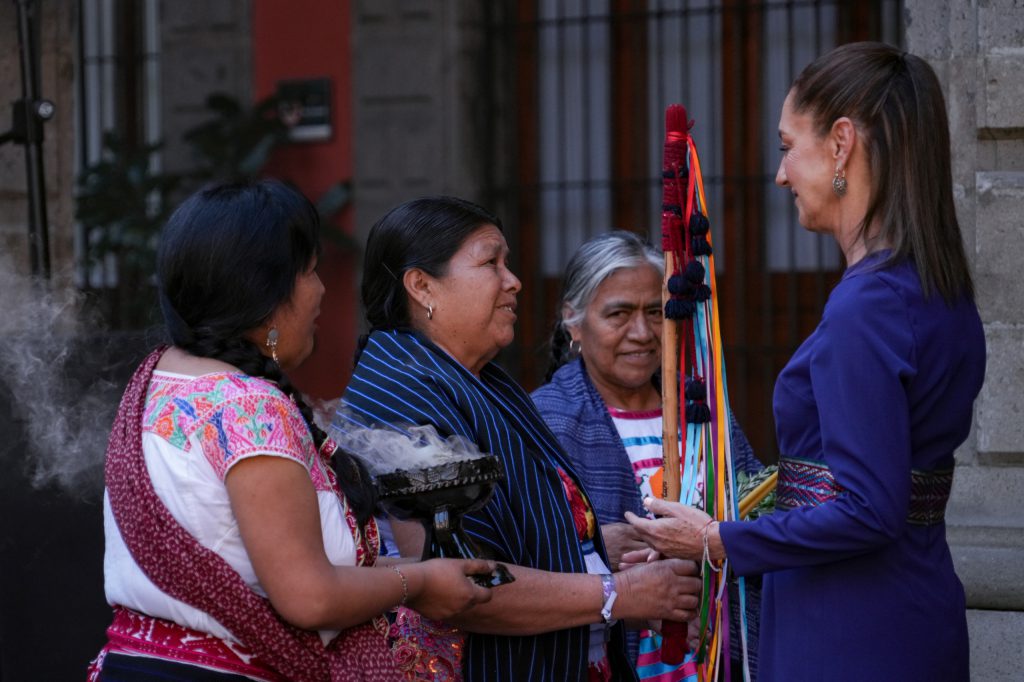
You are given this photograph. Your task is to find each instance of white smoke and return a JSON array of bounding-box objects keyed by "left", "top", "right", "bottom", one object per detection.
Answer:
[
  {"left": 328, "top": 410, "right": 484, "bottom": 476},
  {"left": 0, "top": 251, "right": 128, "bottom": 497}
]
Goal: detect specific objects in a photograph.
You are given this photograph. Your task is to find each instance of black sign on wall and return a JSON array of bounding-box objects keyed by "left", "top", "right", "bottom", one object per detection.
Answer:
[{"left": 277, "top": 77, "right": 333, "bottom": 143}]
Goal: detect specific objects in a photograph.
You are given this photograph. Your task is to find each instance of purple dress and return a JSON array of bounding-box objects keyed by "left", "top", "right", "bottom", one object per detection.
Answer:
[{"left": 719, "top": 252, "right": 985, "bottom": 681}]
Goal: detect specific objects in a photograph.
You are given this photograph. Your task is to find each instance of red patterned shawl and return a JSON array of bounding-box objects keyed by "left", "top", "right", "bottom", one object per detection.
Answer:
[{"left": 104, "top": 347, "right": 400, "bottom": 681}]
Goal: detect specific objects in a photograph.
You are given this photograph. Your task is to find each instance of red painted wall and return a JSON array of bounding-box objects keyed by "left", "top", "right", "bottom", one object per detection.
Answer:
[{"left": 252, "top": 0, "right": 356, "bottom": 400}]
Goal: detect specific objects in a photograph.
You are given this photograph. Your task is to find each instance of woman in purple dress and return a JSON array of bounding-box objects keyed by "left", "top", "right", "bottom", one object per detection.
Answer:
[{"left": 625, "top": 42, "right": 985, "bottom": 681}]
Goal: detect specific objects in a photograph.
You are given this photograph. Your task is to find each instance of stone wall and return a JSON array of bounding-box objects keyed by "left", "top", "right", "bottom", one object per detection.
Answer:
[
  {"left": 158, "top": 0, "right": 252, "bottom": 180},
  {"left": 906, "top": 1, "right": 1024, "bottom": 679},
  {"left": 349, "top": 0, "right": 492, "bottom": 245}
]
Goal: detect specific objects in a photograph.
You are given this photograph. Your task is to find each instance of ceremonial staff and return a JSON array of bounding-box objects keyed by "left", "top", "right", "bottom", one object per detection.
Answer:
[{"left": 658, "top": 104, "right": 755, "bottom": 681}]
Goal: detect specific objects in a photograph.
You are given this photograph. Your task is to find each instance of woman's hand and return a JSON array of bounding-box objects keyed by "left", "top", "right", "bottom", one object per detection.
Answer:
[
  {"left": 619, "top": 547, "right": 659, "bottom": 570},
  {"left": 403, "top": 558, "right": 497, "bottom": 621},
  {"left": 613, "top": 558, "right": 701, "bottom": 623},
  {"left": 624, "top": 497, "right": 712, "bottom": 562},
  {"left": 600, "top": 522, "right": 649, "bottom": 571}
]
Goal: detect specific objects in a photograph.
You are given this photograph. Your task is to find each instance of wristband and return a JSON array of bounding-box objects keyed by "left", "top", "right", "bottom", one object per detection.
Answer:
[{"left": 599, "top": 573, "right": 617, "bottom": 623}]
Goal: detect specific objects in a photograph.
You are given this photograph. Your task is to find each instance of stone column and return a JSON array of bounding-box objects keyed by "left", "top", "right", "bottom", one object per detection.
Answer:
[
  {"left": 906, "top": 2, "right": 1024, "bottom": 680},
  {"left": 350, "top": 0, "right": 492, "bottom": 246},
  {"left": 158, "top": 0, "right": 252, "bottom": 178}
]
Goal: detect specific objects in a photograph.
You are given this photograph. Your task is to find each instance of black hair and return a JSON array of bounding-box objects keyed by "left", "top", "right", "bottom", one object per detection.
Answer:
[
  {"left": 357, "top": 195, "right": 503, "bottom": 362},
  {"left": 156, "top": 179, "right": 377, "bottom": 525}
]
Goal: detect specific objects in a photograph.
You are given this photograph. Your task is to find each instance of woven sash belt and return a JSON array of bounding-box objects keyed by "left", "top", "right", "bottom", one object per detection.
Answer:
[{"left": 775, "top": 456, "right": 953, "bottom": 526}]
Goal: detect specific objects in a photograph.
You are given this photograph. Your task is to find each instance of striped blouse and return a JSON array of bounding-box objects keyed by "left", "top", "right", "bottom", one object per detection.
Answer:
[
  {"left": 607, "top": 406, "right": 667, "bottom": 502},
  {"left": 332, "top": 330, "right": 636, "bottom": 682}
]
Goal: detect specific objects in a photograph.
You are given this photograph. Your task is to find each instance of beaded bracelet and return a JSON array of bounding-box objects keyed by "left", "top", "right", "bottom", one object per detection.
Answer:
[{"left": 390, "top": 565, "right": 409, "bottom": 605}]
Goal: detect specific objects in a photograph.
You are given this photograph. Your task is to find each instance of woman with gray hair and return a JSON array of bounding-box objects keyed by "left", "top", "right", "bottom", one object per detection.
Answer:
[{"left": 532, "top": 230, "right": 762, "bottom": 679}]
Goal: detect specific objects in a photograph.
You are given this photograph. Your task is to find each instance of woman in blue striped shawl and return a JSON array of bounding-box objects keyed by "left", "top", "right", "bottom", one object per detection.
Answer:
[{"left": 332, "top": 197, "right": 703, "bottom": 682}]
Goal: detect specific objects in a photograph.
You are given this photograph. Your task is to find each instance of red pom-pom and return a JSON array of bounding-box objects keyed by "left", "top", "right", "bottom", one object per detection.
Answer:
[{"left": 666, "top": 104, "right": 689, "bottom": 135}]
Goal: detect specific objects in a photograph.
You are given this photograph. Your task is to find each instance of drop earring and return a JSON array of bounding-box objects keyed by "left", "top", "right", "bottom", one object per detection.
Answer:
[
  {"left": 266, "top": 327, "right": 280, "bottom": 364},
  {"left": 832, "top": 167, "right": 848, "bottom": 197},
  {"left": 427, "top": 304, "right": 434, "bottom": 321}
]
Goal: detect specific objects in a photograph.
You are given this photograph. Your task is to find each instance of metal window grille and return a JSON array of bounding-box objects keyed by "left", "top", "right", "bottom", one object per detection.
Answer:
[
  {"left": 482, "top": 0, "right": 903, "bottom": 460},
  {"left": 75, "top": 0, "right": 161, "bottom": 290}
]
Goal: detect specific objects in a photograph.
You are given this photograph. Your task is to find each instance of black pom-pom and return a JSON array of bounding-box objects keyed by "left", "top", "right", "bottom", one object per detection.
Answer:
[
  {"left": 665, "top": 298, "right": 695, "bottom": 319},
  {"left": 694, "top": 283, "right": 711, "bottom": 302},
  {"left": 668, "top": 275, "right": 694, "bottom": 297},
  {"left": 684, "top": 377, "right": 705, "bottom": 400},
  {"left": 686, "top": 402, "right": 712, "bottom": 423},
  {"left": 689, "top": 213, "right": 710, "bottom": 236},
  {"left": 692, "top": 237, "right": 713, "bottom": 256},
  {"left": 684, "top": 259, "right": 705, "bottom": 284}
]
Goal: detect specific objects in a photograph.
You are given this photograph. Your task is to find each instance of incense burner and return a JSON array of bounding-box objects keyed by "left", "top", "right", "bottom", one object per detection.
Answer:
[{"left": 375, "top": 455, "right": 514, "bottom": 587}]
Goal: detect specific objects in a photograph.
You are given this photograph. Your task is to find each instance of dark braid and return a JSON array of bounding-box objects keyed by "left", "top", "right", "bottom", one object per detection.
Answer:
[
  {"left": 544, "top": 320, "right": 574, "bottom": 383},
  {"left": 158, "top": 179, "right": 378, "bottom": 526},
  {"left": 203, "top": 330, "right": 377, "bottom": 525}
]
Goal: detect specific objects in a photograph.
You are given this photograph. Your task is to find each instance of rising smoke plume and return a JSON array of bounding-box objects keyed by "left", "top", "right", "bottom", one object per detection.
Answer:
[{"left": 0, "top": 251, "right": 145, "bottom": 498}]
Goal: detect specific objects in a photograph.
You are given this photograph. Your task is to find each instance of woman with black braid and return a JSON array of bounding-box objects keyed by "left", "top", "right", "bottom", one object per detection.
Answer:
[{"left": 89, "top": 180, "right": 493, "bottom": 681}]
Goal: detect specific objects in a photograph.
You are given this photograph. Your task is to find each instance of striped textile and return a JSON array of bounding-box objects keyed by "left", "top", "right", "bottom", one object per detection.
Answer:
[
  {"left": 532, "top": 359, "right": 762, "bottom": 530},
  {"left": 532, "top": 358, "right": 762, "bottom": 680},
  {"left": 608, "top": 406, "right": 667, "bottom": 501},
  {"left": 907, "top": 468, "right": 955, "bottom": 525},
  {"left": 531, "top": 359, "right": 647, "bottom": 528},
  {"left": 777, "top": 456, "right": 954, "bottom": 525},
  {"left": 606, "top": 408, "right": 699, "bottom": 682},
  {"left": 636, "top": 634, "right": 699, "bottom": 682},
  {"left": 774, "top": 457, "right": 846, "bottom": 511},
  {"left": 333, "top": 330, "right": 636, "bottom": 682}
]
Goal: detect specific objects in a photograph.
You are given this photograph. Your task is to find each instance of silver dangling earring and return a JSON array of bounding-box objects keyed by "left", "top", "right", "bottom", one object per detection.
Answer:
[
  {"left": 426, "top": 304, "right": 434, "bottom": 321},
  {"left": 266, "top": 327, "right": 280, "bottom": 365},
  {"left": 832, "top": 167, "right": 848, "bottom": 197},
  {"left": 568, "top": 338, "right": 582, "bottom": 357}
]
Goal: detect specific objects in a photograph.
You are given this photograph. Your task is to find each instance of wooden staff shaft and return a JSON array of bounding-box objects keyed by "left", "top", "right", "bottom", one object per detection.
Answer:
[
  {"left": 662, "top": 250, "right": 681, "bottom": 502},
  {"left": 738, "top": 471, "right": 778, "bottom": 519}
]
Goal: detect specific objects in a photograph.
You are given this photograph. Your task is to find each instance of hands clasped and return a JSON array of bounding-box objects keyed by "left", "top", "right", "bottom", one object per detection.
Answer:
[
  {"left": 600, "top": 522, "right": 648, "bottom": 571},
  {"left": 615, "top": 557, "right": 702, "bottom": 623}
]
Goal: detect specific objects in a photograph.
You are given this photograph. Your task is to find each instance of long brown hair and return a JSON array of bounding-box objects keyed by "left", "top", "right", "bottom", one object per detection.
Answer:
[{"left": 791, "top": 41, "right": 973, "bottom": 302}]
